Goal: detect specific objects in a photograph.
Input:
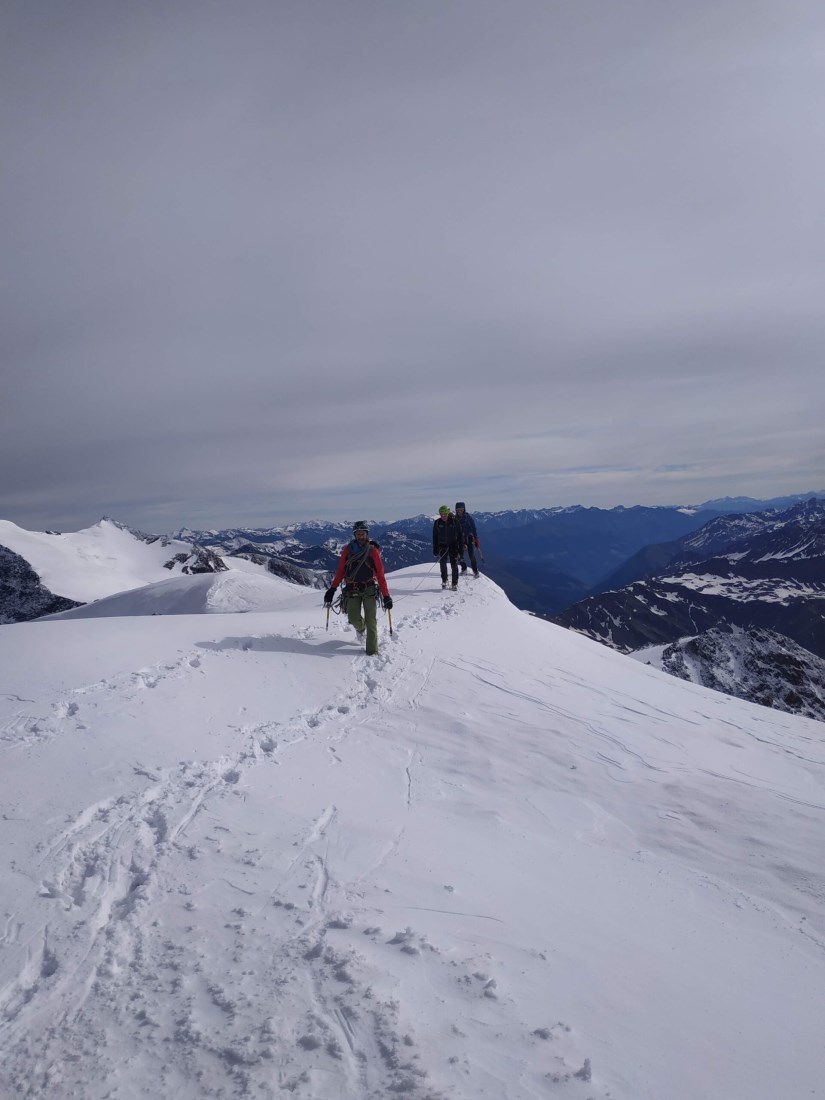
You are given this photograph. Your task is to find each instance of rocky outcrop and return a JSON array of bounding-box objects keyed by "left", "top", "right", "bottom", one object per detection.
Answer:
[
  {"left": 229, "top": 551, "right": 326, "bottom": 589},
  {"left": 162, "top": 545, "right": 228, "bottom": 574},
  {"left": 661, "top": 626, "right": 825, "bottom": 723},
  {"left": 0, "top": 545, "right": 82, "bottom": 623}
]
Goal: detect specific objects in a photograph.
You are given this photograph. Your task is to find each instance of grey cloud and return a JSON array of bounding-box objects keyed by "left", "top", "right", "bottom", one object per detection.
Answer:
[{"left": 2, "top": 0, "right": 824, "bottom": 530}]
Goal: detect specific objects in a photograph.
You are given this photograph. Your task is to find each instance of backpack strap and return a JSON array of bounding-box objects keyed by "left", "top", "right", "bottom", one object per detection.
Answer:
[{"left": 344, "top": 541, "right": 375, "bottom": 583}]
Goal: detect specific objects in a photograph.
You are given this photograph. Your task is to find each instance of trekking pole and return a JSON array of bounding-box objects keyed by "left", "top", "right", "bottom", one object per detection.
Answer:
[
  {"left": 388, "top": 608, "right": 393, "bottom": 635},
  {"left": 325, "top": 604, "right": 330, "bottom": 631}
]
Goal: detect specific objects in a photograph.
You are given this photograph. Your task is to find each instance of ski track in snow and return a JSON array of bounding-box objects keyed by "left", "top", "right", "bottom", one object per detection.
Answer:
[{"left": 0, "top": 583, "right": 601, "bottom": 1100}]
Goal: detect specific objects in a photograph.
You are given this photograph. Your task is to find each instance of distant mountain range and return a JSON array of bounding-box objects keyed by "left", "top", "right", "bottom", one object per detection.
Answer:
[
  {"left": 555, "top": 499, "right": 825, "bottom": 720},
  {"left": 554, "top": 499, "right": 825, "bottom": 652},
  {"left": 183, "top": 490, "right": 825, "bottom": 615},
  {"left": 2, "top": 492, "right": 823, "bottom": 722}
]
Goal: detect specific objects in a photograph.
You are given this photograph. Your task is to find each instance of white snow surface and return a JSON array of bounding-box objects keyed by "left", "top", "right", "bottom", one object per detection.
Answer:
[
  {"left": 627, "top": 643, "right": 670, "bottom": 670},
  {"left": 0, "top": 518, "right": 225, "bottom": 603},
  {"left": 46, "top": 569, "right": 298, "bottom": 619},
  {"left": 1, "top": 567, "right": 824, "bottom": 1099}
]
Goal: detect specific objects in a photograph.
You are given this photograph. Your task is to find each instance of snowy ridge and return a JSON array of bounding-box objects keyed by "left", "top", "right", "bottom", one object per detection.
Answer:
[
  {"left": 1, "top": 569, "right": 824, "bottom": 1098},
  {"left": 46, "top": 570, "right": 300, "bottom": 619}
]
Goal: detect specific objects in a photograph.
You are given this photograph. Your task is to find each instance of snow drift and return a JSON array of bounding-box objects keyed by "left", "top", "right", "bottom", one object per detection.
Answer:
[{"left": 46, "top": 568, "right": 300, "bottom": 619}]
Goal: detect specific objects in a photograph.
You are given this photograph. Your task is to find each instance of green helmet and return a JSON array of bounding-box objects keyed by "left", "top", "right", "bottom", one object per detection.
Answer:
[{"left": 438, "top": 505, "right": 450, "bottom": 515}]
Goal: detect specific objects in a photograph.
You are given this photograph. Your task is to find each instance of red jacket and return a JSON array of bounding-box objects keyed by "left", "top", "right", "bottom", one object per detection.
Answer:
[{"left": 332, "top": 541, "right": 390, "bottom": 598}]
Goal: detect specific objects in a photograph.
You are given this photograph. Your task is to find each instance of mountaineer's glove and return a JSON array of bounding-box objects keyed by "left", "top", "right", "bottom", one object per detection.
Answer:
[
  {"left": 324, "top": 587, "right": 337, "bottom": 606},
  {"left": 382, "top": 595, "right": 393, "bottom": 611}
]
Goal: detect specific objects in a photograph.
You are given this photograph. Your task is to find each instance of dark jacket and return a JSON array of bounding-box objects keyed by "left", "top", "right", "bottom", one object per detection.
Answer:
[
  {"left": 456, "top": 511, "right": 478, "bottom": 545},
  {"left": 432, "top": 515, "right": 464, "bottom": 553}
]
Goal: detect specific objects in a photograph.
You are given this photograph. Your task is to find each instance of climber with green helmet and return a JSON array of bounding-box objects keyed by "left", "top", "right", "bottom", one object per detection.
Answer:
[{"left": 432, "top": 505, "right": 463, "bottom": 590}]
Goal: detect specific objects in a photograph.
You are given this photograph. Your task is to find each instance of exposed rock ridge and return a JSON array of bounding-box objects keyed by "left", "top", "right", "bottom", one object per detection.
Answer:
[{"left": 0, "top": 545, "right": 83, "bottom": 623}]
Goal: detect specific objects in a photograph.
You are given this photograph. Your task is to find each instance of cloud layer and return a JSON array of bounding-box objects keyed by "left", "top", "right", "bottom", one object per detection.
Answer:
[{"left": 3, "top": 1, "right": 824, "bottom": 530}]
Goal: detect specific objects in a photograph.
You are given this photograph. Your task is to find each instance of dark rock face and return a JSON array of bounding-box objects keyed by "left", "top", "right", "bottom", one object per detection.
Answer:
[
  {"left": 264, "top": 558, "right": 325, "bottom": 588},
  {"left": 229, "top": 551, "right": 326, "bottom": 589},
  {"left": 162, "top": 545, "right": 228, "bottom": 574},
  {"left": 661, "top": 627, "right": 825, "bottom": 723},
  {"left": 0, "top": 545, "right": 82, "bottom": 623}
]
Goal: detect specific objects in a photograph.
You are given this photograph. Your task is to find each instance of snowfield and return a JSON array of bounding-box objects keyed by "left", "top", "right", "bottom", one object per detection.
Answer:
[
  {"left": 659, "top": 571, "right": 825, "bottom": 603},
  {"left": 1, "top": 566, "right": 824, "bottom": 1099}
]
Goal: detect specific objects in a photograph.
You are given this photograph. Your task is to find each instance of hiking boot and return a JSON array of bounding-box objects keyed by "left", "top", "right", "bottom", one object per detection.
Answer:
[
  {"left": 441, "top": 582, "right": 448, "bottom": 589},
  {"left": 460, "top": 563, "right": 467, "bottom": 573},
  {"left": 473, "top": 570, "right": 480, "bottom": 578},
  {"left": 451, "top": 583, "right": 458, "bottom": 591}
]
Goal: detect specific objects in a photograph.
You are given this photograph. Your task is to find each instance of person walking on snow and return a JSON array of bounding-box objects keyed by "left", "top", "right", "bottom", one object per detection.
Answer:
[
  {"left": 432, "top": 505, "right": 463, "bottom": 590},
  {"left": 455, "top": 501, "right": 481, "bottom": 577},
  {"left": 324, "top": 522, "right": 392, "bottom": 656}
]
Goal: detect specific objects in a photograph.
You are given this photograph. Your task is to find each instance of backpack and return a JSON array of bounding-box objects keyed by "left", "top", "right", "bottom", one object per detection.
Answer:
[{"left": 344, "top": 539, "right": 379, "bottom": 587}]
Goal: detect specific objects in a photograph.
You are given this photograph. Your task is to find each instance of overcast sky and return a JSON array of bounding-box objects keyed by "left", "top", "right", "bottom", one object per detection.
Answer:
[{"left": 2, "top": 0, "right": 823, "bottom": 533}]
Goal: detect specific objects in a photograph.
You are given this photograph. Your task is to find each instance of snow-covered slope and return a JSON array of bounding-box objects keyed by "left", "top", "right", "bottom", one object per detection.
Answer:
[
  {"left": 46, "top": 568, "right": 302, "bottom": 619},
  {"left": 0, "top": 518, "right": 227, "bottom": 606},
  {"left": 1, "top": 570, "right": 824, "bottom": 1099}
]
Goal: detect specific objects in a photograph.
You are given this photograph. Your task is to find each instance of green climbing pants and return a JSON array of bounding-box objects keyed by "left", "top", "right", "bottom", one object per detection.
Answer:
[{"left": 345, "top": 584, "right": 379, "bottom": 655}]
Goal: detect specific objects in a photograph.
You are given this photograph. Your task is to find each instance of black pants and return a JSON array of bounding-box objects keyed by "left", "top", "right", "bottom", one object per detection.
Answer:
[
  {"left": 460, "top": 540, "right": 478, "bottom": 573},
  {"left": 437, "top": 548, "right": 460, "bottom": 584}
]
